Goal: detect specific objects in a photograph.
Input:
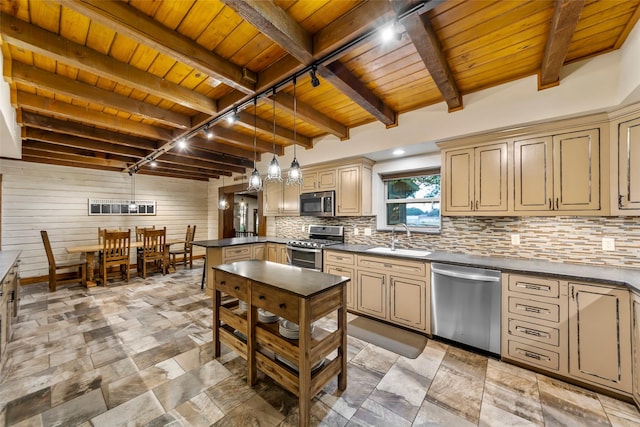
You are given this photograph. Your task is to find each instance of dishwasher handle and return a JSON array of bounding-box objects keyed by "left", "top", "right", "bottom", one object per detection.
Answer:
[{"left": 431, "top": 265, "right": 501, "bottom": 282}]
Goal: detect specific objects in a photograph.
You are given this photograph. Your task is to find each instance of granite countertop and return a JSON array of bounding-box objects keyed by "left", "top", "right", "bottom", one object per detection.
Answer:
[
  {"left": 0, "top": 250, "right": 22, "bottom": 283},
  {"left": 192, "top": 236, "right": 290, "bottom": 248},
  {"left": 213, "top": 260, "right": 349, "bottom": 298},
  {"left": 327, "top": 244, "right": 640, "bottom": 292}
]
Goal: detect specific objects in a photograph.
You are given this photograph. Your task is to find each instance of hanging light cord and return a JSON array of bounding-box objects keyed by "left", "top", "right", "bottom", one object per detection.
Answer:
[{"left": 253, "top": 98, "right": 258, "bottom": 168}]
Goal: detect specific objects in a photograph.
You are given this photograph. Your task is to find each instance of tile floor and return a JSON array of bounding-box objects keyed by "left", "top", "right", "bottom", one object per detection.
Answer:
[{"left": 1, "top": 261, "right": 640, "bottom": 426}]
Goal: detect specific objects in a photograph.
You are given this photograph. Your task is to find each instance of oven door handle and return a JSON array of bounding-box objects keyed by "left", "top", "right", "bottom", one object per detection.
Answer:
[{"left": 286, "top": 246, "right": 322, "bottom": 253}]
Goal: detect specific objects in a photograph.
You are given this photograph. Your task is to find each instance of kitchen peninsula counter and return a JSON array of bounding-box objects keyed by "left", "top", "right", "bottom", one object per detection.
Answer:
[
  {"left": 327, "top": 244, "right": 640, "bottom": 292},
  {"left": 192, "top": 236, "right": 290, "bottom": 247}
]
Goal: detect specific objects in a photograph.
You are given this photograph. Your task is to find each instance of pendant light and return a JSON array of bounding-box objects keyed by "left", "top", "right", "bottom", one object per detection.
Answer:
[
  {"left": 287, "top": 76, "right": 303, "bottom": 186},
  {"left": 247, "top": 98, "right": 263, "bottom": 191},
  {"left": 265, "top": 88, "right": 282, "bottom": 182},
  {"left": 129, "top": 172, "right": 138, "bottom": 213},
  {"left": 218, "top": 175, "right": 229, "bottom": 210}
]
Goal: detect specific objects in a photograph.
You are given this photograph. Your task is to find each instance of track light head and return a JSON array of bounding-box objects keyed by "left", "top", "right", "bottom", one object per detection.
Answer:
[{"left": 309, "top": 66, "right": 320, "bottom": 87}]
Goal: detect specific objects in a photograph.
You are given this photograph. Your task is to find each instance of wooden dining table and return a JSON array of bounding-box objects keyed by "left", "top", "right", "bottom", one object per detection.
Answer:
[{"left": 66, "top": 239, "right": 184, "bottom": 287}]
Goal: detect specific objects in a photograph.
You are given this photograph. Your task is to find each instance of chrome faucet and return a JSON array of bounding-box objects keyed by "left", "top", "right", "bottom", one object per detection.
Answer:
[{"left": 390, "top": 223, "right": 411, "bottom": 251}]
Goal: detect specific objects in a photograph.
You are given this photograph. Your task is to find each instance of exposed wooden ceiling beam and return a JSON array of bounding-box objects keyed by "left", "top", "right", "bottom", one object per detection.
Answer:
[
  {"left": 186, "top": 135, "right": 258, "bottom": 161},
  {"left": 22, "top": 145, "right": 131, "bottom": 168},
  {"left": 0, "top": 13, "right": 217, "bottom": 115},
  {"left": 17, "top": 92, "right": 173, "bottom": 140},
  {"left": 136, "top": 169, "right": 210, "bottom": 181},
  {"left": 539, "top": 0, "right": 585, "bottom": 89},
  {"left": 21, "top": 112, "right": 160, "bottom": 151},
  {"left": 167, "top": 147, "right": 253, "bottom": 169},
  {"left": 9, "top": 62, "right": 191, "bottom": 129},
  {"left": 21, "top": 155, "right": 123, "bottom": 172},
  {"left": 210, "top": 126, "right": 284, "bottom": 155},
  {"left": 58, "top": 0, "right": 255, "bottom": 94},
  {"left": 394, "top": 1, "right": 463, "bottom": 112},
  {"left": 274, "top": 91, "right": 348, "bottom": 139},
  {"left": 23, "top": 140, "right": 137, "bottom": 164},
  {"left": 222, "top": 0, "right": 313, "bottom": 65},
  {"left": 235, "top": 111, "right": 312, "bottom": 148},
  {"left": 318, "top": 62, "right": 397, "bottom": 127},
  {"left": 24, "top": 128, "right": 149, "bottom": 158},
  {"left": 146, "top": 161, "right": 223, "bottom": 179},
  {"left": 158, "top": 153, "right": 246, "bottom": 175}
]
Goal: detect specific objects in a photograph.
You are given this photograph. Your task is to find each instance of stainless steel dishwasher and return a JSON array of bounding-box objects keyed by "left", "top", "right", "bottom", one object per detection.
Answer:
[{"left": 430, "top": 263, "right": 501, "bottom": 355}]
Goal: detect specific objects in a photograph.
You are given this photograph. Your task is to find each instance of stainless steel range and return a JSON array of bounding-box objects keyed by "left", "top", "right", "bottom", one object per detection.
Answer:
[{"left": 286, "top": 225, "right": 344, "bottom": 271}]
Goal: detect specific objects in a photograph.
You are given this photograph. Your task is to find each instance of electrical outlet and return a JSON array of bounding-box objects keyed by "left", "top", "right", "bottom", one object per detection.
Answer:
[
  {"left": 511, "top": 234, "right": 520, "bottom": 245},
  {"left": 364, "top": 227, "right": 372, "bottom": 236},
  {"left": 602, "top": 237, "right": 615, "bottom": 251},
  {"left": 353, "top": 227, "right": 359, "bottom": 236},
  {"left": 301, "top": 225, "right": 306, "bottom": 232}
]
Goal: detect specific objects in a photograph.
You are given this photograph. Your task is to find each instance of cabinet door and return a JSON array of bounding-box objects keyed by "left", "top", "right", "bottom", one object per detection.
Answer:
[
  {"left": 514, "top": 137, "right": 553, "bottom": 211},
  {"left": 633, "top": 293, "right": 640, "bottom": 406},
  {"left": 278, "top": 245, "right": 288, "bottom": 264},
  {"left": 252, "top": 244, "right": 265, "bottom": 260},
  {"left": 281, "top": 182, "right": 300, "bottom": 215},
  {"left": 390, "top": 276, "right": 426, "bottom": 330},
  {"left": 357, "top": 270, "right": 386, "bottom": 319},
  {"left": 325, "top": 264, "right": 355, "bottom": 309},
  {"left": 569, "top": 283, "right": 631, "bottom": 392},
  {"left": 263, "top": 180, "right": 282, "bottom": 215},
  {"left": 337, "top": 166, "right": 360, "bottom": 215},
  {"left": 618, "top": 117, "right": 640, "bottom": 211},
  {"left": 443, "top": 148, "right": 474, "bottom": 212},
  {"left": 317, "top": 169, "right": 337, "bottom": 190},
  {"left": 553, "top": 129, "right": 600, "bottom": 211},
  {"left": 475, "top": 142, "right": 508, "bottom": 212},
  {"left": 301, "top": 171, "right": 317, "bottom": 192}
]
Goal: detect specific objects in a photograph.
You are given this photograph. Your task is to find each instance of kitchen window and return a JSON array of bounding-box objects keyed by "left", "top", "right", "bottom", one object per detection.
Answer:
[{"left": 382, "top": 170, "right": 441, "bottom": 231}]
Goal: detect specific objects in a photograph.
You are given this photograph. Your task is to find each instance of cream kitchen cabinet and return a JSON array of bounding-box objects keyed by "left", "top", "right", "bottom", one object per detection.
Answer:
[
  {"left": 501, "top": 274, "right": 568, "bottom": 374},
  {"left": 632, "top": 292, "right": 640, "bottom": 406},
  {"left": 568, "top": 282, "right": 632, "bottom": 394},
  {"left": 266, "top": 243, "right": 287, "bottom": 264},
  {"left": 252, "top": 244, "right": 265, "bottom": 260},
  {"left": 336, "top": 162, "right": 373, "bottom": 216},
  {"left": 301, "top": 168, "right": 336, "bottom": 192},
  {"left": 263, "top": 180, "right": 300, "bottom": 216},
  {"left": 442, "top": 142, "right": 508, "bottom": 215},
  {"left": 355, "top": 254, "right": 429, "bottom": 332},
  {"left": 613, "top": 116, "right": 640, "bottom": 213},
  {"left": 514, "top": 129, "right": 602, "bottom": 214},
  {"left": 323, "top": 251, "right": 355, "bottom": 309}
]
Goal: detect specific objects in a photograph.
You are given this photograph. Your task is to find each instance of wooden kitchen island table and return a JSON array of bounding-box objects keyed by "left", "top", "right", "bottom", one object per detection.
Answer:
[{"left": 212, "top": 260, "right": 349, "bottom": 427}]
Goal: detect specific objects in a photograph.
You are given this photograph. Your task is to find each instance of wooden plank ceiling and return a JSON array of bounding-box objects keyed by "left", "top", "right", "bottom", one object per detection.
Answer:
[{"left": 1, "top": 0, "right": 639, "bottom": 181}]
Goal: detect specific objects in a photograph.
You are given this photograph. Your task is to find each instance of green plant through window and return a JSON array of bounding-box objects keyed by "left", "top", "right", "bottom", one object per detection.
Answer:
[{"left": 384, "top": 174, "right": 440, "bottom": 229}]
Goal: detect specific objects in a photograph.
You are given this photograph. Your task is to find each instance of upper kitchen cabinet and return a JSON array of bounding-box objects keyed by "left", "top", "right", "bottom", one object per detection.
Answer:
[
  {"left": 611, "top": 112, "right": 640, "bottom": 215},
  {"left": 514, "top": 128, "right": 602, "bottom": 215},
  {"left": 300, "top": 168, "right": 336, "bottom": 193},
  {"left": 263, "top": 180, "right": 300, "bottom": 216},
  {"left": 442, "top": 142, "right": 509, "bottom": 215},
  {"left": 337, "top": 163, "right": 372, "bottom": 216}
]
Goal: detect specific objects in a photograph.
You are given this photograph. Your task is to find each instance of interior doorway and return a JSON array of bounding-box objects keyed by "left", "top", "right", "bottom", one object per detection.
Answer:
[{"left": 218, "top": 181, "right": 265, "bottom": 239}]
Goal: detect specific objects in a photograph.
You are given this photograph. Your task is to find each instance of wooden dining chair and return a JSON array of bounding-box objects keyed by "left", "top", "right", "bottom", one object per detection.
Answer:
[
  {"left": 137, "top": 227, "right": 167, "bottom": 278},
  {"left": 170, "top": 225, "right": 196, "bottom": 269},
  {"left": 41, "top": 230, "right": 87, "bottom": 292},
  {"left": 101, "top": 229, "right": 131, "bottom": 286}
]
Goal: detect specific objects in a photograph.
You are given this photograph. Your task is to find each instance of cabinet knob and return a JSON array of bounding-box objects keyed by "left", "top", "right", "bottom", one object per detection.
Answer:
[
  {"left": 259, "top": 295, "right": 265, "bottom": 300},
  {"left": 279, "top": 303, "right": 286, "bottom": 309},
  {"left": 548, "top": 198, "right": 552, "bottom": 210},
  {"left": 234, "top": 286, "right": 240, "bottom": 290},
  {"left": 555, "top": 197, "right": 559, "bottom": 210},
  {"left": 220, "top": 281, "right": 226, "bottom": 286}
]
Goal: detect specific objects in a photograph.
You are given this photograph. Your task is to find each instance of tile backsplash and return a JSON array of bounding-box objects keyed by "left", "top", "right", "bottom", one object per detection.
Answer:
[{"left": 275, "top": 216, "right": 640, "bottom": 269}]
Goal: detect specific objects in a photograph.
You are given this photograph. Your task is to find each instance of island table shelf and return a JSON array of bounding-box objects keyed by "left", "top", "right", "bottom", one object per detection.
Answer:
[{"left": 212, "top": 260, "right": 349, "bottom": 427}]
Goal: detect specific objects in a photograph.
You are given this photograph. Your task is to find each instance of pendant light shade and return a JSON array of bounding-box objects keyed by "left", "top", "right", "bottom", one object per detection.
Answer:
[
  {"left": 287, "top": 77, "right": 303, "bottom": 186},
  {"left": 218, "top": 175, "right": 229, "bottom": 210},
  {"left": 265, "top": 88, "right": 282, "bottom": 182},
  {"left": 247, "top": 98, "right": 263, "bottom": 192}
]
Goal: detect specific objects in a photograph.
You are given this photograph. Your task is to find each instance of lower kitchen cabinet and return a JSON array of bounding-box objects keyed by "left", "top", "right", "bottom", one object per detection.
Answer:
[
  {"left": 354, "top": 254, "right": 429, "bottom": 332},
  {"left": 568, "top": 282, "right": 632, "bottom": 393},
  {"left": 266, "top": 243, "right": 287, "bottom": 264},
  {"left": 632, "top": 292, "right": 640, "bottom": 406},
  {"left": 324, "top": 251, "right": 356, "bottom": 309}
]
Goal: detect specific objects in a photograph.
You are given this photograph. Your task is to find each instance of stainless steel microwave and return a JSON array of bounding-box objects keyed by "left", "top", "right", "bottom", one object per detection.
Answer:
[{"left": 299, "top": 191, "right": 335, "bottom": 217}]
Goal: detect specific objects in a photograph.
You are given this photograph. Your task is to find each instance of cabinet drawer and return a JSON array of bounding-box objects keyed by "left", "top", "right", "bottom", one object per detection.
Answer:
[
  {"left": 251, "top": 282, "right": 300, "bottom": 322},
  {"left": 508, "top": 296, "right": 560, "bottom": 323},
  {"left": 507, "top": 318, "right": 560, "bottom": 347},
  {"left": 508, "top": 275, "right": 559, "bottom": 298},
  {"left": 215, "top": 271, "right": 249, "bottom": 300},
  {"left": 507, "top": 339, "right": 560, "bottom": 371},
  {"left": 324, "top": 252, "right": 354, "bottom": 266},
  {"left": 357, "top": 255, "right": 426, "bottom": 277},
  {"left": 223, "top": 246, "right": 252, "bottom": 261}
]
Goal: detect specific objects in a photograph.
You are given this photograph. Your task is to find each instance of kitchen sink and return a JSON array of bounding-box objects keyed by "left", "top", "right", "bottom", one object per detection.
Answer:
[{"left": 365, "top": 247, "right": 431, "bottom": 257}]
